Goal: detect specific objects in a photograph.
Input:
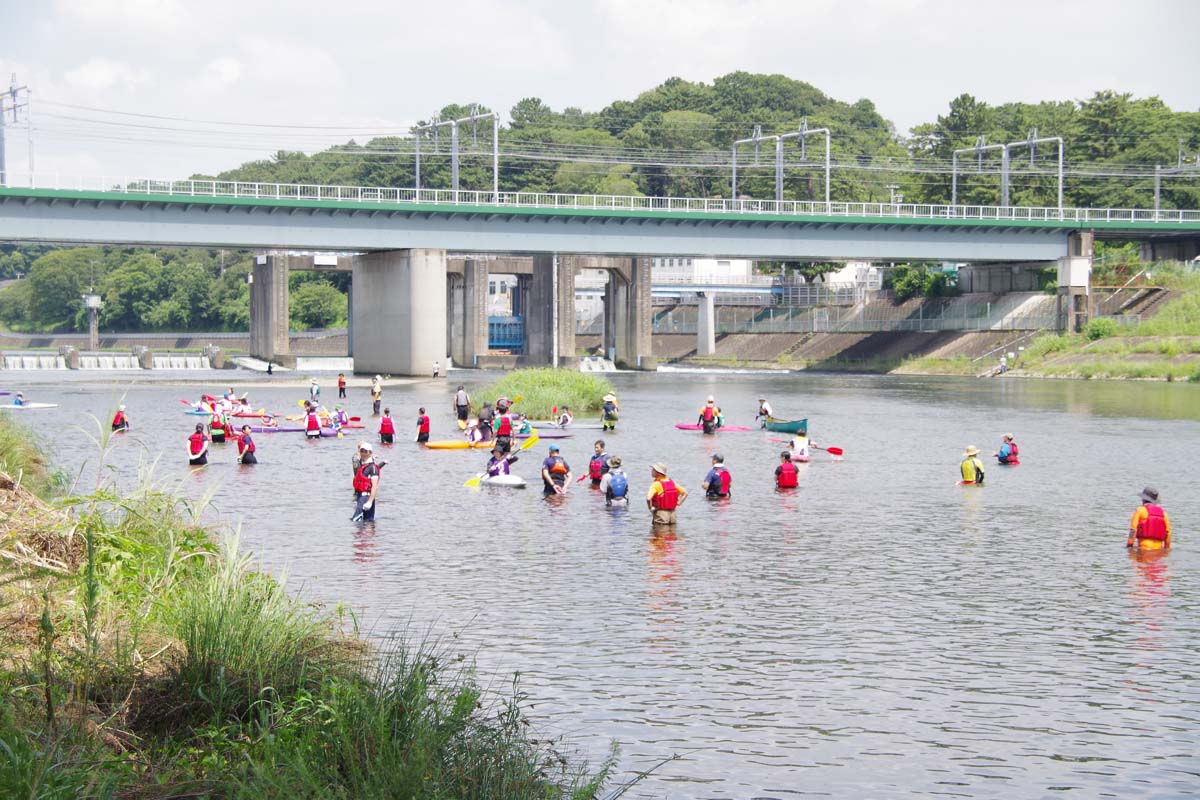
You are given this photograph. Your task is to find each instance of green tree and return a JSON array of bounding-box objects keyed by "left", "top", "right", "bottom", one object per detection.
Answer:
[
  {"left": 26, "top": 249, "right": 105, "bottom": 330},
  {"left": 289, "top": 281, "right": 346, "bottom": 330}
]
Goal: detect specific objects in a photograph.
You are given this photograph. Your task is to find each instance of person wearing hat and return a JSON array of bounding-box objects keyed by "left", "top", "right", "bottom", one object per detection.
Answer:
[
  {"left": 540, "top": 443, "right": 572, "bottom": 495},
  {"left": 371, "top": 376, "right": 383, "bottom": 416},
  {"left": 697, "top": 396, "right": 721, "bottom": 434},
  {"left": 960, "top": 446, "right": 985, "bottom": 485},
  {"left": 601, "top": 393, "right": 619, "bottom": 432},
  {"left": 111, "top": 403, "right": 130, "bottom": 432},
  {"left": 351, "top": 442, "right": 379, "bottom": 522},
  {"left": 647, "top": 462, "right": 688, "bottom": 524},
  {"left": 309, "top": 378, "right": 321, "bottom": 404},
  {"left": 485, "top": 444, "right": 519, "bottom": 477},
  {"left": 994, "top": 433, "right": 1020, "bottom": 465},
  {"left": 701, "top": 453, "right": 732, "bottom": 499},
  {"left": 599, "top": 455, "right": 629, "bottom": 506},
  {"left": 12, "top": 392, "right": 26, "bottom": 406},
  {"left": 1128, "top": 487, "right": 1171, "bottom": 550},
  {"left": 755, "top": 397, "right": 773, "bottom": 424}
]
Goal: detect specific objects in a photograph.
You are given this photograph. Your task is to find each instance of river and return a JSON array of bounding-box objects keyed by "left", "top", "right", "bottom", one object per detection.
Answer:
[{"left": 7, "top": 369, "right": 1200, "bottom": 798}]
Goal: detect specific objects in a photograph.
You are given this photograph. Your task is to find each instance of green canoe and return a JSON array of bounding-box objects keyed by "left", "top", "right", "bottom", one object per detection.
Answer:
[{"left": 762, "top": 416, "right": 807, "bottom": 434}]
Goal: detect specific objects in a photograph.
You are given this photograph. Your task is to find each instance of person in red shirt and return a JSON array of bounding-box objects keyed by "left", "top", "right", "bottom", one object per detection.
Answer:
[
  {"left": 111, "top": 404, "right": 130, "bottom": 432},
  {"left": 414, "top": 407, "right": 430, "bottom": 443},
  {"left": 337, "top": 372, "right": 347, "bottom": 399}
]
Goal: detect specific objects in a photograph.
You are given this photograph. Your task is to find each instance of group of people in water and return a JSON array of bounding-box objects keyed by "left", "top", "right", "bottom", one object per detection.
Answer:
[{"left": 959, "top": 433, "right": 1021, "bottom": 485}]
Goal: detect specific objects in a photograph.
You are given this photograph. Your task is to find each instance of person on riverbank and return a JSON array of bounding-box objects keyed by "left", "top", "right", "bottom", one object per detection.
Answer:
[
  {"left": 486, "top": 444, "right": 518, "bottom": 477},
  {"left": 453, "top": 385, "right": 470, "bottom": 427},
  {"left": 647, "top": 462, "right": 687, "bottom": 525},
  {"left": 370, "top": 376, "right": 383, "bottom": 415},
  {"left": 433, "top": 361, "right": 440, "bottom": 378},
  {"left": 351, "top": 442, "right": 379, "bottom": 522},
  {"left": 994, "top": 433, "right": 1020, "bottom": 465},
  {"left": 337, "top": 372, "right": 347, "bottom": 399},
  {"left": 541, "top": 443, "right": 571, "bottom": 495},
  {"left": 587, "top": 439, "right": 611, "bottom": 487},
  {"left": 601, "top": 393, "right": 619, "bottom": 432},
  {"left": 775, "top": 451, "right": 798, "bottom": 489},
  {"left": 599, "top": 455, "right": 629, "bottom": 506},
  {"left": 755, "top": 397, "right": 773, "bottom": 424},
  {"left": 702, "top": 453, "right": 732, "bottom": 498},
  {"left": 111, "top": 404, "right": 130, "bottom": 432},
  {"left": 698, "top": 397, "right": 721, "bottom": 434},
  {"left": 309, "top": 378, "right": 321, "bottom": 404},
  {"left": 236, "top": 425, "right": 257, "bottom": 464},
  {"left": 187, "top": 423, "right": 209, "bottom": 466},
  {"left": 414, "top": 407, "right": 430, "bottom": 443},
  {"left": 1128, "top": 487, "right": 1171, "bottom": 551},
  {"left": 304, "top": 402, "right": 322, "bottom": 440},
  {"left": 379, "top": 407, "right": 395, "bottom": 444},
  {"left": 960, "top": 446, "right": 985, "bottom": 485}
]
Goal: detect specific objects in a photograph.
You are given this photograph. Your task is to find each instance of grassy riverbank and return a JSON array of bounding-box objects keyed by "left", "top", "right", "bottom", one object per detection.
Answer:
[
  {"left": 473, "top": 368, "right": 615, "bottom": 420},
  {"left": 0, "top": 417, "right": 617, "bottom": 798}
]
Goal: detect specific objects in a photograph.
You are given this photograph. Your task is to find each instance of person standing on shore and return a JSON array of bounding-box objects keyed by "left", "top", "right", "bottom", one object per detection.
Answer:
[
  {"left": 1128, "top": 487, "right": 1171, "bottom": 551},
  {"left": 370, "top": 376, "right": 383, "bottom": 416},
  {"left": 187, "top": 423, "right": 209, "bottom": 465},
  {"left": 433, "top": 361, "right": 440, "bottom": 378},
  {"left": 236, "top": 425, "right": 257, "bottom": 464},
  {"left": 337, "top": 372, "right": 347, "bottom": 399},
  {"left": 647, "top": 463, "right": 687, "bottom": 525}
]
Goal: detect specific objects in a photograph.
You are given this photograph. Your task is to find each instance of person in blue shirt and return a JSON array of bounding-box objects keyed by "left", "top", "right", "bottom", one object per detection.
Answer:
[
  {"left": 13, "top": 392, "right": 26, "bottom": 406},
  {"left": 701, "top": 453, "right": 732, "bottom": 498}
]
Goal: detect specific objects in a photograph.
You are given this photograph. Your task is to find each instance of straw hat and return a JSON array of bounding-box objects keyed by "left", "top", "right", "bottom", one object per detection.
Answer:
[
  {"left": 603, "top": 393, "right": 616, "bottom": 402},
  {"left": 650, "top": 462, "right": 667, "bottom": 475},
  {"left": 964, "top": 445, "right": 980, "bottom": 456}
]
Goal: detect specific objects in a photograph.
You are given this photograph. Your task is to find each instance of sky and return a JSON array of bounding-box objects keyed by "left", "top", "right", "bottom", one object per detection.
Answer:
[{"left": 1, "top": 0, "right": 1197, "bottom": 180}]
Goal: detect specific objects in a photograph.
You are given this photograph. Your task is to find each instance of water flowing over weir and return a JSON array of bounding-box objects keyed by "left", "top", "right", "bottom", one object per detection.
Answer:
[
  {"left": 78, "top": 354, "right": 140, "bottom": 370},
  {"left": 10, "top": 372, "right": 1200, "bottom": 798},
  {"left": 2, "top": 354, "right": 66, "bottom": 369},
  {"left": 152, "top": 355, "right": 210, "bottom": 370}
]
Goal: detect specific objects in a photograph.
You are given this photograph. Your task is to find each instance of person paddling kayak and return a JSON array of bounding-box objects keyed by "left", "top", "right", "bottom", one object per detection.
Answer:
[
  {"left": 111, "top": 404, "right": 130, "bottom": 432},
  {"left": 1128, "top": 487, "right": 1171, "bottom": 551},
  {"left": 486, "top": 444, "right": 519, "bottom": 477}
]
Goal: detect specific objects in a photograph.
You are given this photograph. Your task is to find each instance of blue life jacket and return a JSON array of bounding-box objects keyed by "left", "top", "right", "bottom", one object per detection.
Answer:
[{"left": 608, "top": 472, "right": 628, "bottom": 498}]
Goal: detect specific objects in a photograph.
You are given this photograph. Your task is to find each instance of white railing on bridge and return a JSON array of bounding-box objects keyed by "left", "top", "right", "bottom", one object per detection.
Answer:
[{"left": 3, "top": 172, "right": 1199, "bottom": 225}]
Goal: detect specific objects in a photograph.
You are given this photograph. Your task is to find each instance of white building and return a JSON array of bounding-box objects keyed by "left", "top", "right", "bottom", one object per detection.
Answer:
[{"left": 652, "top": 257, "right": 754, "bottom": 282}]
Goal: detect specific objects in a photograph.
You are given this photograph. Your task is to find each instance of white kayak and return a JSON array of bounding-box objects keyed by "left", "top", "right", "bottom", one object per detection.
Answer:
[
  {"left": 2, "top": 402, "right": 59, "bottom": 410},
  {"left": 480, "top": 474, "right": 527, "bottom": 488}
]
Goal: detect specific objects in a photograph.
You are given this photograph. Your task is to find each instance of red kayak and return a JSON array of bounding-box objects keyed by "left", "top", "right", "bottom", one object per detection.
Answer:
[{"left": 674, "top": 423, "right": 755, "bottom": 432}]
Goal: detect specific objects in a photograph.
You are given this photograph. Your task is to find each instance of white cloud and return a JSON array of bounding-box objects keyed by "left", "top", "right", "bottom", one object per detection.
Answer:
[
  {"left": 63, "top": 58, "right": 151, "bottom": 90},
  {"left": 194, "top": 57, "right": 243, "bottom": 92}
]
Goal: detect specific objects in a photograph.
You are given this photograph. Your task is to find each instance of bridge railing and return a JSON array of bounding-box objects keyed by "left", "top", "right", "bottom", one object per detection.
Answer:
[{"left": 5, "top": 172, "right": 1200, "bottom": 224}]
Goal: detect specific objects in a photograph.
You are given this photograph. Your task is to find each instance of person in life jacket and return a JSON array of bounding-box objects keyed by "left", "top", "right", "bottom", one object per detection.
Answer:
[
  {"left": 494, "top": 411, "right": 515, "bottom": 454},
  {"left": 371, "top": 376, "right": 383, "bottom": 416},
  {"left": 486, "top": 444, "right": 519, "bottom": 477},
  {"left": 647, "top": 462, "right": 688, "bottom": 525},
  {"left": 1128, "top": 486, "right": 1172, "bottom": 550},
  {"left": 222, "top": 415, "right": 235, "bottom": 441},
  {"left": 789, "top": 434, "right": 811, "bottom": 462},
  {"left": 513, "top": 414, "right": 532, "bottom": 435},
  {"left": 304, "top": 402, "right": 322, "bottom": 439},
  {"left": 260, "top": 413, "right": 278, "bottom": 428},
  {"left": 237, "top": 424, "right": 257, "bottom": 464},
  {"left": 351, "top": 442, "right": 379, "bottom": 522},
  {"left": 702, "top": 453, "right": 732, "bottom": 498},
  {"left": 556, "top": 406, "right": 574, "bottom": 427},
  {"left": 755, "top": 397, "right": 773, "bottom": 425},
  {"left": 337, "top": 372, "right": 347, "bottom": 399},
  {"left": 599, "top": 455, "right": 628, "bottom": 507},
  {"left": 496, "top": 395, "right": 512, "bottom": 414},
  {"left": 994, "top": 433, "right": 1020, "bottom": 465},
  {"left": 540, "top": 443, "right": 572, "bottom": 496},
  {"left": 187, "top": 423, "right": 209, "bottom": 466},
  {"left": 601, "top": 393, "right": 619, "bottom": 432},
  {"left": 210, "top": 410, "right": 227, "bottom": 444},
  {"left": 13, "top": 392, "right": 26, "bottom": 406},
  {"left": 477, "top": 402, "right": 495, "bottom": 441},
  {"left": 334, "top": 406, "right": 349, "bottom": 426},
  {"left": 588, "top": 439, "right": 610, "bottom": 486},
  {"left": 415, "top": 407, "right": 430, "bottom": 444},
  {"left": 775, "top": 451, "right": 799, "bottom": 489},
  {"left": 698, "top": 397, "right": 721, "bottom": 434},
  {"left": 372, "top": 406, "right": 392, "bottom": 443},
  {"left": 111, "top": 404, "right": 130, "bottom": 432},
  {"left": 960, "top": 445, "right": 985, "bottom": 485}
]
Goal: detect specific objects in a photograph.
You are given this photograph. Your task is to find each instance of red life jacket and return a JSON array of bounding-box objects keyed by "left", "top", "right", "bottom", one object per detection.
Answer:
[
  {"left": 497, "top": 415, "right": 512, "bottom": 437},
  {"left": 211, "top": 413, "right": 223, "bottom": 429},
  {"left": 651, "top": 479, "right": 679, "bottom": 510},
  {"left": 702, "top": 405, "right": 716, "bottom": 422},
  {"left": 417, "top": 415, "right": 429, "bottom": 434},
  {"left": 189, "top": 432, "right": 206, "bottom": 456},
  {"left": 238, "top": 434, "right": 255, "bottom": 456},
  {"left": 1139, "top": 504, "right": 1168, "bottom": 540},
  {"left": 717, "top": 468, "right": 732, "bottom": 495},
  {"left": 353, "top": 463, "right": 377, "bottom": 493},
  {"left": 112, "top": 411, "right": 126, "bottom": 427},
  {"left": 589, "top": 454, "right": 606, "bottom": 480},
  {"left": 306, "top": 412, "right": 321, "bottom": 432},
  {"left": 337, "top": 376, "right": 346, "bottom": 388},
  {"left": 380, "top": 416, "right": 395, "bottom": 435},
  {"left": 223, "top": 421, "right": 235, "bottom": 438},
  {"left": 777, "top": 462, "right": 798, "bottom": 488}
]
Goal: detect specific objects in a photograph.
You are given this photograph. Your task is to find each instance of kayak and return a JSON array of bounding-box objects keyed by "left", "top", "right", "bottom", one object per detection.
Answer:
[
  {"left": 183, "top": 409, "right": 211, "bottom": 416},
  {"left": 480, "top": 474, "right": 527, "bottom": 488},
  {"left": 2, "top": 402, "right": 59, "bottom": 410},
  {"left": 528, "top": 420, "right": 604, "bottom": 430},
  {"left": 247, "top": 425, "right": 340, "bottom": 437},
  {"left": 674, "top": 423, "right": 754, "bottom": 432},
  {"left": 425, "top": 440, "right": 495, "bottom": 450},
  {"left": 790, "top": 454, "right": 810, "bottom": 463}
]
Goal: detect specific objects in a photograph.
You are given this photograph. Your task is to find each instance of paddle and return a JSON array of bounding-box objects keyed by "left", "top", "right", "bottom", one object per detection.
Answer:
[{"left": 464, "top": 431, "right": 539, "bottom": 487}]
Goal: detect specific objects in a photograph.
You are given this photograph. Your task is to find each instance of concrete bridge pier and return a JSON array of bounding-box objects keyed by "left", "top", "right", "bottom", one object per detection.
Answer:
[
  {"left": 352, "top": 249, "right": 447, "bottom": 376},
  {"left": 601, "top": 257, "right": 656, "bottom": 370},
  {"left": 250, "top": 254, "right": 290, "bottom": 363},
  {"left": 523, "top": 255, "right": 577, "bottom": 367},
  {"left": 447, "top": 258, "right": 489, "bottom": 368},
  {"left": 697, "top": 292, "right": 717, "bottom": 356}
]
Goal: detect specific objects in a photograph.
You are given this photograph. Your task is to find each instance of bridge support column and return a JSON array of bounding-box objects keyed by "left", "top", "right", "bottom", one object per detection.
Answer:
[
  {"left": 697, "top": 291, "right": 717, "bottom": 356},
  {"left": 352, "top": 249, "right": 447, "bottom": 376},
  {"left": 250, "top": 254, "right": 290, "bottom": 363},
  {"left": 604, "top": 257, "right": 655, "bottom": 370},
  {"left": 447, "top": 259, "right": 488, "bottom": 368},
  {"left": 524, "top": 254, "right": 576, "bottom": 368}
]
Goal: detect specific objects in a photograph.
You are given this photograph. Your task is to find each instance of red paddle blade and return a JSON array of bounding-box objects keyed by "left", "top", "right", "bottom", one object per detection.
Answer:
[{"left": 826, "top": 446, "right": 844, "bottom": 456}]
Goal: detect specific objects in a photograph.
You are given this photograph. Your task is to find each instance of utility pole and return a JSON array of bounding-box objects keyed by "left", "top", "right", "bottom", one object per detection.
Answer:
[
  {"left": 0, "top": 74, "right": 32, "bottom": 186},
  {"left": 1006, "top": 129, "right": 1064, "bottom": 212},
  {"left": 413, "top": 105, "right": 500, "bottom": 196},
  {"left": 952, "top": 137, "right": 1008, "bottom": 208}
]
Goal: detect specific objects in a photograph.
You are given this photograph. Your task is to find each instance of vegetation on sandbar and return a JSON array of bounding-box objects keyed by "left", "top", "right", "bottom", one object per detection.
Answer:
[{"left": 472, "top": 368, "right": 615, "bottom": 420}]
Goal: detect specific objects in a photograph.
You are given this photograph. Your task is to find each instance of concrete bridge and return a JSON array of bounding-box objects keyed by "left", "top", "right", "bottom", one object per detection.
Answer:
[{"left": 2, "top": 178, "right": 1198, "bottom": 374}]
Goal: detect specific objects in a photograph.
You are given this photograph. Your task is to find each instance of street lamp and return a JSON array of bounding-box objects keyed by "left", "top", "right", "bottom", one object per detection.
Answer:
[{"left": 82, "top": 291, "right": 102, "bottom": 351}]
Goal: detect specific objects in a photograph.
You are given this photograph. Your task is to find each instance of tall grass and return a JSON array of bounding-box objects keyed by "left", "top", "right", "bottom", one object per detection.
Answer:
[
  {"left": 474, "top": 369, "right": 615, "bottom": 420},
  {"left": 0, "top": 413, "right": 64, "bottom": 499}
]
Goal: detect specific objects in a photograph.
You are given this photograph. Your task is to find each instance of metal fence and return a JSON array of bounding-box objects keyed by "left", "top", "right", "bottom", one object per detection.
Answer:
[{"left": 4, "top": 172, "right": 1199, "bottom": 224}]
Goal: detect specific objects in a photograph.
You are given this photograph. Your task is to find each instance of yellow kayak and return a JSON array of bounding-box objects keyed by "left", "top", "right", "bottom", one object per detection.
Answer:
[{"left": 424, "top": 439, "right": 494, "bottom": 450}]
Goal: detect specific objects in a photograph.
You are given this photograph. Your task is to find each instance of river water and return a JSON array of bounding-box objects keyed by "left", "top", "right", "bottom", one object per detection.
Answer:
[{"left": 7, "top": 369, "right": 1200, "bottom": 798}]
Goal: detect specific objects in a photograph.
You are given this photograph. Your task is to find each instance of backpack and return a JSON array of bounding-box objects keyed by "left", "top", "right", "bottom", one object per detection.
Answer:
[{"left": 608, "top": 473, "right": 628, "bottom": 498}]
